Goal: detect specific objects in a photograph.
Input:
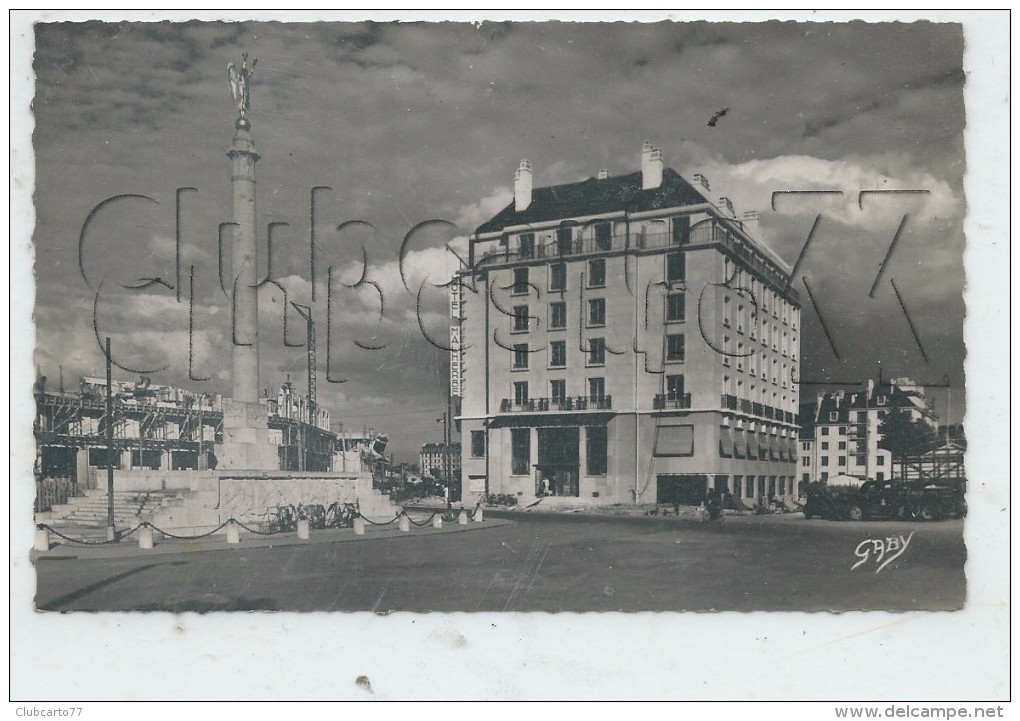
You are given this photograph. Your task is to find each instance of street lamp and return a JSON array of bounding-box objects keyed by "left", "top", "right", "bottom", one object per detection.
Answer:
[{"left": 437, "top": 413, "right": 452, "bottom": 516}]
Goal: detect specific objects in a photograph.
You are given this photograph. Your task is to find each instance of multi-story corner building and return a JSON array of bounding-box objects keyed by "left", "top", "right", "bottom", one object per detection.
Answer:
[
  {"left": 457, "top": 142, "right": 801, "bottom": 506},
  {"left": 799, "top": 378, "right": 938, "bottom": 486},
  {"left": 420, "top": 442, "right": 462, "bottom": 478}
]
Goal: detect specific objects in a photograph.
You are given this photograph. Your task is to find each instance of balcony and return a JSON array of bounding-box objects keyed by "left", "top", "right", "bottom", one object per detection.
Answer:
[
  {"left": 499, "top": 395, "right": 613, "bottom": 413},
  {"left": 475, "top": 231, "right": 688, "bottom": 268},
  {"left": 653, "top": 393, "right": 692, "bottom": 410}
]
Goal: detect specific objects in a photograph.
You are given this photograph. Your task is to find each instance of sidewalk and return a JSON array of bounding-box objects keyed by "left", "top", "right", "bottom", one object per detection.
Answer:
[{"left": 31, "top": 514, "right": 511, "bottom": 562}]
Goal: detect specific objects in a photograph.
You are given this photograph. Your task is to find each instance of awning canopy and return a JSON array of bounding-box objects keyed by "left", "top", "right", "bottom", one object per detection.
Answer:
[
  {"left": 733, "top": 428, "right": 746, "bottom": 459},
  {"left": 719, "top": 427, "right": 733, "bottom": 458}
]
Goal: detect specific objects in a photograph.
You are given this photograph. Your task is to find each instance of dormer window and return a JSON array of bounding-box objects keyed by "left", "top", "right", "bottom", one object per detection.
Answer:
[{"left": 519, "top": 233, "right": 535, "bottom": 259}]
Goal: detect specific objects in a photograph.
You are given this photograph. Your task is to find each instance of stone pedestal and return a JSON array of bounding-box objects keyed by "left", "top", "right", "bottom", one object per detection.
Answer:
[{"left": 215, "top": 399, "right": 279, "bottom": 471}]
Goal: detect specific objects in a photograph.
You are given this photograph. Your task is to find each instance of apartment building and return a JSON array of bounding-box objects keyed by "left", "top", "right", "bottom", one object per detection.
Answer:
[
  {"left": 799, "top": 378, "right": 938, "bottom": 485},
  {"left": 457, "top": 142, "right": 801, "bottom": 506}
]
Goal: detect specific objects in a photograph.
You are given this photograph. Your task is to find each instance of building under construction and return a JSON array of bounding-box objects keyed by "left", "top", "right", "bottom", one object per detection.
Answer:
[{"left": 34, "top": 375, "right": 362, "bottom": 494}]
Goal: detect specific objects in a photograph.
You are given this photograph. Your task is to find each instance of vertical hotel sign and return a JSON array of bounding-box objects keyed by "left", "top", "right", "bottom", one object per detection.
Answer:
[{"left": 449, "top": 275, "right": 463, "bottom": 397}]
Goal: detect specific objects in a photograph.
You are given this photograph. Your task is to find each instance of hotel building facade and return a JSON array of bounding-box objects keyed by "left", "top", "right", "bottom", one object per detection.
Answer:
[{"left": 457, "top": 143, "right": 801, "bottom": 506}]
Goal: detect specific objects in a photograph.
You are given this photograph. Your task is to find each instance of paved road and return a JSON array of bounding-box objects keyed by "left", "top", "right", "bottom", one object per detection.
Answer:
[{"left": 34, "top": 514, "right": 965, "bottom": 612}]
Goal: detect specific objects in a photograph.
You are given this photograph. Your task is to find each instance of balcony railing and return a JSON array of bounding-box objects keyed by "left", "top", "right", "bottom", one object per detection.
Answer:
[
  {"left": 476, "top": 231, "right": 690, "bottom": 268},
  {"left": 721, "top": 396, "right": 798, "bottom": 426},
  {"left": 499, "top": 395, "right": 613, "bottom": 413},
  {"left": 653, "top": 393, "right": 692, "bottom": 410}
]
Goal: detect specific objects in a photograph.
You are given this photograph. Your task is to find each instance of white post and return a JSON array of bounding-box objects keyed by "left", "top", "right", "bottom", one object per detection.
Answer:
[
  {"left": 34, "top": 526, "right": 50, "bottom": 552},
  {"left": 353, "top": 517, "right": 365, "bottom": 535},
  {"left": 458, "top": 509, "right": 468, "bottom": 525},
  {"left": 432, "top": 515, "right": 442, "bottom": 529},
  {"left": 297, "top": 519, "right": 310, "bottom": 540},
  {"left": 474, "top": 507, "right": 484, "bottom": 523},
  {"left": 226, "top": 519, "right": 240, "bottom": 544},
  {"left": 398, "top": 515, "right": 410, "bottom": 532},
  {"left": 138, "top": 524, "right": 154, "bottom": 550}
]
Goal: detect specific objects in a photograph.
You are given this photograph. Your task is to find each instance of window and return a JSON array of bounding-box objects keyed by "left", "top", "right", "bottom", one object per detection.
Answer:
[
  {"left": 549, "top": 301, "right": 567, "bottom": 330},
  {"left": 802, "top": 442, "right": 810, "bottom": 451},
  {"left": 802, "top": 457, "right": 810, "bottom": 467},
  {"left": 877, "top": 395, "right": 887, "bottom": 406},
  {"left": 519, "top": 233, "right": 535, "bottom": 259},
  {"left": 821, "top": 457, "right": 829, "bottom": 467},
  {"left": 666, "top": 334, "right": 685, "bottom": 362},
  {"left": 594, "top": 222, "right": 612, "bottom": 251},
  {"left": 588, "top": 338, "right": 606, "bottom": 366},
  {"left": 821, "top": 427, "right": 830, "bottom": 436},
  {"left": 877, "top": 456, "right": 885, "bottom": 466},
  {"left": 550, "top": 262, "right": 566, "bottom": 291},
  {"left": 722, "top": 335, "right": 731, "bottom": 366},
  {"left": 512, "top": 267, "right": 529, "bottom": 295},
  {"left": 586, "top": 426, "right": 608, "bottom": 475},
  {"left": 550, "top": 379, "right": 567, "bottom": 403},
  {"left": 653, "top": 424, "right": 694, "bottom": 456},
  {"left": 512, "top": 343, "right": 529, "bottom": 370},
  {"left": 666, "top": 374, "right": 685, "bottom": 400},
  {"left": 588, "top": 258, "right": 606, "bottom": 287},
  {"left": 829, "top": 412, "right": 838, "bottom": 422},
  {"left": 821, "top": 442, "right": 829, "bottom": 450},
  {"left": 876, "top": 472, "right": 885, "bottom": 481},
  {"left": 512, "top": 305, "right": 529, "bottom": 332},
  {"left": 666, "top": 252, "right": 685, "bottom": 282},
  {"left": 511, "top": 428, "right": 531, "bottom": 475},
  {"left": 589, "top": 377, "right": 606, "bottom": 400},
  {"left": 666, "top": 292, "right": 686, "bottom": 322},
  {"left": 549, "top": 340, "right": 566, "bottom": 368},
  {"left": 736, "top": 342, "right": 744, "bottom": 372},
  {"left": 838, "top": 456, "right": 846, "bottom": 466},
  {"left": 556, "top": 226, "right": 573, "bottom": 255},
  {"left": 737, "top": 305, "right": 745, "bottom": 333},
  {"left": 723, "top": 296, "right": 731, "bottom": 326},
  {"left": 723, "top": 256, "right": 733, "bottom": 283},
  {"left": 838, "top": 441, "right": 847, "bottom": 450},
  {"left": 588, "top": 298, "right": 606, "bottom": 326},
  {"left": 672, "top": 215, "right": 691, "bottom": 245},
  {"left": 470, "top": 431, "right": 486, "bottom": 458},
  {"left": 513, "top": 381, "right": 529, "bottom": 405}
]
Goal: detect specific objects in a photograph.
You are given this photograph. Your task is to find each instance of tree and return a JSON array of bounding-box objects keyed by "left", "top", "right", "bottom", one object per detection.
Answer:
[{"left": 878, "top": 409, "right": 937, "bottom": 478}]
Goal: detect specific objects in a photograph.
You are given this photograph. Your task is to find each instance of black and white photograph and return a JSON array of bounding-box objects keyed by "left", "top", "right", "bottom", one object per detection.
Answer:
[{"left": 10, "top": 10, "right": 1010, "bottom": 703}]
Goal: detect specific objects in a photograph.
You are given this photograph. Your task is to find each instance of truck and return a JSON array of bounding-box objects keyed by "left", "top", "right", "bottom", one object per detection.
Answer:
[{"left": 803, "top": 479, "right": 966, "bottom": 521}]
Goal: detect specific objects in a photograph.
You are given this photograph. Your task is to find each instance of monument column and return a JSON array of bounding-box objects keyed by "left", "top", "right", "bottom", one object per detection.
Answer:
[
  {"left": 227, "top": 119, "right": 260, "bottom": 403},
  {"left": 216, "top": 53, "right": 276, "bottom": 471}
]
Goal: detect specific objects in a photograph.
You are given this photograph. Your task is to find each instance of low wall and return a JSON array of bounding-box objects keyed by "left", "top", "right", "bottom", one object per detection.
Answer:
[
  {"left": 149, "top": 472, "right": 398, "bottom": 534},
  {"left": 112, "top": 469, "right": 218, "bottom": 492}
]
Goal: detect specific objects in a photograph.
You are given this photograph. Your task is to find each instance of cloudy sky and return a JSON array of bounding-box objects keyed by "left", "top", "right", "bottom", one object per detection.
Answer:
[{"left": 31, "top": 19, "right": 967, "bottom": 461}]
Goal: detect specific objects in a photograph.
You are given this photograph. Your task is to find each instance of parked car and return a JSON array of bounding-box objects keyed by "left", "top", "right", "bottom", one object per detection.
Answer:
[{"left": 803, "top": 480, "right": 966, "bottom": 521}]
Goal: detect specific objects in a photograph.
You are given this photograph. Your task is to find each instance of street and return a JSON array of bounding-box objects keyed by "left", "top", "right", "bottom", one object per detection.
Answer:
[{"left": 34, "top": 514, "right": 966, "bottom": 613}]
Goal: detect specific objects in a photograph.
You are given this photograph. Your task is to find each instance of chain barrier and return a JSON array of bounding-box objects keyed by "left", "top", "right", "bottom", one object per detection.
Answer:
[
  {"left": 358, "top": 511, "right": 401, "bottom": 527},
  {"left": 40, "top": 523, "right": 142, "bottom": 546},
  {"left": 39, "top": 501, "right": 483, "bottom": 546},
  {"left": 404, "top": 511, "right": 439, "bottom": 527},
  {"left": 232, "top": 518, "right": 277, "bottom": 536},
  {"left": 147, "top": 520, "right": 231, "bottom": 540}
]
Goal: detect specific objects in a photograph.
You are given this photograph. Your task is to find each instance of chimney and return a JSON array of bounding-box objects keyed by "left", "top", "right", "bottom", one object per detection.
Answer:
[
  {"left": 597, "top": 168, "right": 609, "bottom": 180},
  {"left": 718, "top": 197, "right": 735, "bottom": 217},
  {"left": 514, "top": 159, "right": 533, "bottom": 211},
  {"left": 692, "top": 173, "right": 711, "bottom": 192},
  {"left": 641, "top": 141, "right": 663, "bottom": 190}
]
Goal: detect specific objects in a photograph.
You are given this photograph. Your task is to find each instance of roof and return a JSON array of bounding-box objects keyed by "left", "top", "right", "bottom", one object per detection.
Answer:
[{"left": 475, "top": 168, "right": 710, "bottom": 235}]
